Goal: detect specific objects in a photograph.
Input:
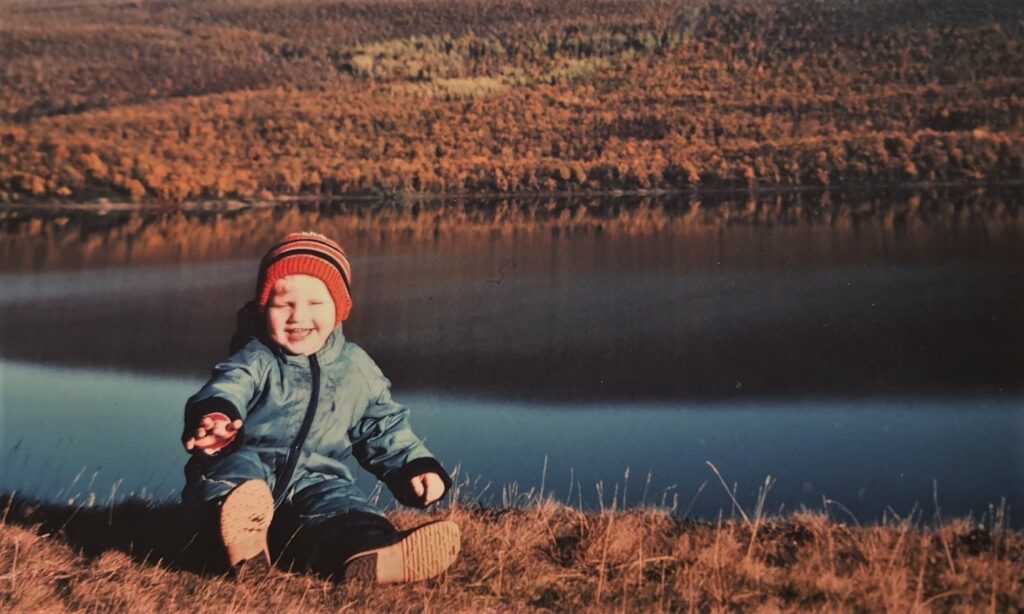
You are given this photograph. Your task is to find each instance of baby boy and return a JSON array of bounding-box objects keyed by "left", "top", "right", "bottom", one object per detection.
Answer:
[{"left": 181, "top": 231, "right": 459, "bottom": 582}]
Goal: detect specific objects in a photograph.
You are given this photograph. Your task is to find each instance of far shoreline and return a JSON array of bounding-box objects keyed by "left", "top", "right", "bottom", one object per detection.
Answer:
[{"left": 3, "top": 178, "right": 1024, "bottom": 214}]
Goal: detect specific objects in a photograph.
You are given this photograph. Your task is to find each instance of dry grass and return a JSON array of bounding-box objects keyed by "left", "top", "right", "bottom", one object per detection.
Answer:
[{"left": 1, "top": 493, "right": 1021, "bottom": 612}]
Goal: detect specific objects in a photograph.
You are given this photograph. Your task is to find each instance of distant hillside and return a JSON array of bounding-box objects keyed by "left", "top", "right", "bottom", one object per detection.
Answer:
[{"left": 1, "top": 0, "right": 1022, "bottom": 202}]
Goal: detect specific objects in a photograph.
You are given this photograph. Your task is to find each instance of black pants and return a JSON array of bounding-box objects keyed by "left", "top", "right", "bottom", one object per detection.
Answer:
[{"left": 272, "top": 506, "right": 398, "bottom": 576}]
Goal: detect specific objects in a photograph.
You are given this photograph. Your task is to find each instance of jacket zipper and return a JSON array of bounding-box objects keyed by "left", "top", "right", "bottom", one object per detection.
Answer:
[{"left": 272, "top": 353, "right": 321, "bottom": 502}]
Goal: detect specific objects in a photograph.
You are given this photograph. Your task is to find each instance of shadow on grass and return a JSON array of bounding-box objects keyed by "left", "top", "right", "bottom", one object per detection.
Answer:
[{"left": 0, "top": 493, "right": 229, "bottom": 576}]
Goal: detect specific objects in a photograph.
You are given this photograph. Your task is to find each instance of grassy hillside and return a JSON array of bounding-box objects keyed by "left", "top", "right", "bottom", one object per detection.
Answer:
[
  {"left": 1, "top": 494, "right": 1021, "bottom": 612},
  {"left": 1, "top": 0, "right": 1022, "bottom": 202}
]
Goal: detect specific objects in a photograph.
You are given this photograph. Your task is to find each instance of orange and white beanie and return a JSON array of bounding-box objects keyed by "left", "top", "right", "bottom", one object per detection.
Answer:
[{"left": 256, "top": 231, "right": 353, "bottom": 324}]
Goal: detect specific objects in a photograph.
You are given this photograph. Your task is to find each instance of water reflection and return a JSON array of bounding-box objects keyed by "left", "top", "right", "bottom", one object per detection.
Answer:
[
  {"left": 2, "top": 188, "right": 1021, "bottom": 273},
  {"left": 0, "top": 201, "right": 1020, "bottom": 400}
]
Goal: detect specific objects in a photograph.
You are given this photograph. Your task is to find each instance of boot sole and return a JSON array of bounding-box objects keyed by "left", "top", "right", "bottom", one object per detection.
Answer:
[
  {"left": 343, "top": 519, "right": 460, "bottom": 584},
  {"left": 220, "top": 479, "right": 274, "bottom": 569}
]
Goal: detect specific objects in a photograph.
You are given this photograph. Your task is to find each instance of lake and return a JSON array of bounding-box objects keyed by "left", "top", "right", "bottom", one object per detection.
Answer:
[{"left": 1, "top": 189, "right": 1021, "bottom": 525}]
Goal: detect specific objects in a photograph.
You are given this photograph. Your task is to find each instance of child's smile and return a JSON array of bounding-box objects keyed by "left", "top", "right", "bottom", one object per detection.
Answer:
[
  {"left": 286, "top": 327, "right": 314, "bottom": 341},
  {"left": 265, "top": 274, "right": 337, "bottom": 355}
]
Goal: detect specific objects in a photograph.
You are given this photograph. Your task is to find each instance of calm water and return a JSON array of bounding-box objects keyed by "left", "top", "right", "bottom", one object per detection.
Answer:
[{"left": 1, "top": 193, "right": 1021, "bottom": 524}]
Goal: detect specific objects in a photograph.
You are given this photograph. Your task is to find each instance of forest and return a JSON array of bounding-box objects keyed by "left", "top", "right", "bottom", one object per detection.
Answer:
[{"left": 1, "top": 0, "right": 1022, "bottom": 202}]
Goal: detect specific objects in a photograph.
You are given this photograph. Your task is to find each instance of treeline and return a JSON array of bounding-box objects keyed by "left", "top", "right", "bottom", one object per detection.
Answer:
[{"left": 1, "top": 0, "right": 1022, "bottom": 202}]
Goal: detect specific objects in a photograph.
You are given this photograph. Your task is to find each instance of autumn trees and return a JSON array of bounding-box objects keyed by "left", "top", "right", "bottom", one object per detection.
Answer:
[{"left": 1, "top": 0, "right": 1022, "bottom": 203}]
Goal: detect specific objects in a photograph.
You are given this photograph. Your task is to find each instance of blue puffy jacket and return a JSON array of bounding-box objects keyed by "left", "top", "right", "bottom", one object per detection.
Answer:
[{"left": 181, "top": 327, "right": 451, "bottom": 509}]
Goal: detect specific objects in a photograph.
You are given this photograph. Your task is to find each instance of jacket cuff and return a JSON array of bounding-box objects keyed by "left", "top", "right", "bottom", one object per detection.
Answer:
[
  {"left": 182, "top": 397, "right": 243, "bottom": 450},
  {"left": 385, "top": 457, "right": 453, "bottom": 509}
]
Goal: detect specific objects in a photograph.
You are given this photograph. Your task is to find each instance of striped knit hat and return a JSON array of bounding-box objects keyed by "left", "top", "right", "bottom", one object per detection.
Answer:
[{"left": 256, "top": 232, "right": 353, "bottom": 324}]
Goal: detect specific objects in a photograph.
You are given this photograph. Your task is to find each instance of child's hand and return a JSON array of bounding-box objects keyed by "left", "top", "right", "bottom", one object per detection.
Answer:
[
  {"left": 409, "top": 472, "right": 445, "bottom": 506},
  {"left": 184, "top": 412, "right": 243, "bottom": 455}
]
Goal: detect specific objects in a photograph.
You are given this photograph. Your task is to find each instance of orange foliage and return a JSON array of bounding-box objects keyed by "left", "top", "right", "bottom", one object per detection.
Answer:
[{"left": 0, "top": 0, "right": 1022, "bottom": 202}]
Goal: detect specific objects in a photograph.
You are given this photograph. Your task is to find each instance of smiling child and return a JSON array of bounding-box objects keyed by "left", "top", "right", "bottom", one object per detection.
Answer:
[{"left": 180, "top": 231, "right": 459, "bottom": 582}]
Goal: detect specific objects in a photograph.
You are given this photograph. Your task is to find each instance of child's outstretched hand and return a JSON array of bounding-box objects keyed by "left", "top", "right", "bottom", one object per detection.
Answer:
[
  {"left": 409, "top": 472, "right": 445, "bottom": 506},
  {"left": 184, "top": 412, "right": 242, "bottom": 455}
]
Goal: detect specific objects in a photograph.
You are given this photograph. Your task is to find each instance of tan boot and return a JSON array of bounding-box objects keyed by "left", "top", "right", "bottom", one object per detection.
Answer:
[
  {"left": 342, "top": 519, "right": 461, "bottom": 583},
  {"left": 219, "top": 480, "right": 274, "bottom": 570}
]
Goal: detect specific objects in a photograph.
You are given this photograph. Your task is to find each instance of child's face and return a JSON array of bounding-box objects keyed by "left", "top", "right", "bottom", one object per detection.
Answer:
[{"left": 265, "top": 274, "right": 337, "bottom": 355}]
